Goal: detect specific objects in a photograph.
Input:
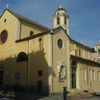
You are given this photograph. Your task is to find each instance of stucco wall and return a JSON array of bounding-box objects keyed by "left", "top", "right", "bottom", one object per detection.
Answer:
[
  {"left": 20, "top": 21, "right": 47, "bottom": 39},
  {"left": 52, "top": 29, "right": 70, "bottom": 93},
  {"left": 0, "top": 10, "right": 19, "bottom": 85},
  {"left": 70, "top": 41, "right": 93, "bottom": 60},
  {"left": 71, "top": 57, "right": 100, "bottom": 93}
]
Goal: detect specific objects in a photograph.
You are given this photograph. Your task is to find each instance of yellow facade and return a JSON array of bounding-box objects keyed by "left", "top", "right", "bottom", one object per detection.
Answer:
[{"left": 0, "top": 7, "right": 100, "bottom": 95}]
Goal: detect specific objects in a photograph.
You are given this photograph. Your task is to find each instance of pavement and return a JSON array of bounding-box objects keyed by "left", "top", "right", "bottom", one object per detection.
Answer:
[
  {"left": 14, "top": 91, "right": 100, "bottom": 100},
  {"left": 38, "top": 97, "right": 100, "bottom": 100},
  {"left": 15, "top": 92, "right": 45, "bottom": 100}
]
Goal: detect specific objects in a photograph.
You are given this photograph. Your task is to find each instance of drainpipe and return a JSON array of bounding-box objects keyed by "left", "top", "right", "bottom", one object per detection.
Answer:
[
  {"left": 50, "top": 30, "right": 54, "bottom": 98},
  {"left": 27, "top": 39, "right": 30, "bottom": 90}
]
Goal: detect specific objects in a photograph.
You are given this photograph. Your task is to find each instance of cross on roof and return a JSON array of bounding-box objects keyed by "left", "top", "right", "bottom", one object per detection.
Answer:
[{"left": 6, "top": 4, "right": 9, "bottom": 9}]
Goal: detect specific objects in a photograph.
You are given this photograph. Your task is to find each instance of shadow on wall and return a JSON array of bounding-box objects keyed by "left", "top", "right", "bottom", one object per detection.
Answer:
[{"left": 0, "top": 49, "right": 54, "bottom": 94}]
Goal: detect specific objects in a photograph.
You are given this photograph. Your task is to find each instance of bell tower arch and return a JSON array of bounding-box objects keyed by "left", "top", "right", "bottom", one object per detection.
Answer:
[{"left": 53, "top": 4, "right": 70, "bottom": 35}]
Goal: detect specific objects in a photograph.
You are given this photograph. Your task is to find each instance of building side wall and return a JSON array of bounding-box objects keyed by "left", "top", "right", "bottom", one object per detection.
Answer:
[
  {"left": 29, "top": 34, "right": 49, "bottom": 93},
  {"left": 0, "top": 10, "right": 18, "bottom": 50},
  {"left": 71, "top": 57, "right": 100, "bottom": 93},
  {"left": 70, "top": 41, "right": 93, "bottom": 60},
  {"left": 20, "top": 21, "right": 47, "bottom": 39},
  {"left": 14, "top": 34, "right": 49, "bottom": 93},
  {"left": 52, "top": 30, "right": 70, "bottom": 93},
  {"left": 0, "top": 10, "right": 19, "bottom": 86}
]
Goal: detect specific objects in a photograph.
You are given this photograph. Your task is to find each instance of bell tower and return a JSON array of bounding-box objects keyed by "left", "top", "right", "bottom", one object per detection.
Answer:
[{"left": 53, "top": 4, "right": 69, "bottom": 35}]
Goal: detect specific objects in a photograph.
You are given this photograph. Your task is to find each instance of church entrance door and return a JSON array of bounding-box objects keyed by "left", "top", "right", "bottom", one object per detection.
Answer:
[
  {"left": 72, "top": 67, "right": 76, "bottom": 88},
  {"left": 72, "top": 61, "right": 77, "bottom": 88}
]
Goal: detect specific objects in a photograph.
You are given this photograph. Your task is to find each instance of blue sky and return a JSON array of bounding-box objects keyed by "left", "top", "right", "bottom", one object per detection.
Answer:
[{"left": 0, "top": 0, "right": 100, "bottom": 48}]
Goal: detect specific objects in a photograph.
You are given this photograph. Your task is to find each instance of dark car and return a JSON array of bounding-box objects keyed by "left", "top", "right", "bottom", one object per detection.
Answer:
[
  {"left": 0, "top": 91, "right": 15, "bottom": 100},
  {"left": 6, "top": 84, "right": 24, "bottom": 92}
]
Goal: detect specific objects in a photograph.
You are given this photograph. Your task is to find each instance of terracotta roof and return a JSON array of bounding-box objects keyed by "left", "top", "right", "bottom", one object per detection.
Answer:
[{"left": 6, "top": 9, "right": 50, "bottom": 30}]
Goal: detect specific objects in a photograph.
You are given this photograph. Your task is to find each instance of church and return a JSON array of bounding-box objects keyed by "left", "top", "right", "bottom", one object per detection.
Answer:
[{"left": 0, "top": 5, "right": 100, "bottom": 95}]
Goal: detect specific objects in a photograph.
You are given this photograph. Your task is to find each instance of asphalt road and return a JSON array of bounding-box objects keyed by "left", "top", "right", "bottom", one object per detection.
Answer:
[{"left": 15, "top": 92, "right": 100, "bottom": 100}]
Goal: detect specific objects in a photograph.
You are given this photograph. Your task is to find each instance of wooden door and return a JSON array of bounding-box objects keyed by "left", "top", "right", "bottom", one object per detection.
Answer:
[
  {"left": 37, "top": 80, "right": 42, "bottom": 93},
  {"left": 72, "top": 67, "right": 76, "bottom": 88}
]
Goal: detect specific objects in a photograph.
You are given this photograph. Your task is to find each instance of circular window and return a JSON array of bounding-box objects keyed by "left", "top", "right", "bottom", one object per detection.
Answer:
[
  {"left": 4, "top": 19, "right": 6, "bottom": 23},
  {"left": 57, "top": 39, "right": 63, "bottom": 49},
  {"left": 0, "top": 30, "right": 8, "bottom": 44}
]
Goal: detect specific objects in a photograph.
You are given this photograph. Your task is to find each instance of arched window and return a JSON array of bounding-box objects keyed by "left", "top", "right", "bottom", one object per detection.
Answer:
[
  {"left": 83, "top": 68, "right": 86, "bottom": 81},
  {"left": 17, "top": 52, "right": 28, "bottom": 62},
  {"left": 65, "top": 17, "right": 67, "bottom": 25},
  {"left": 98, "top": 71, "right": 100, "bottom": 81},
  {"left": 79, "top": 49, "right": 81, "bottom": 57},
  {"left": 65, "top": 29, "right": 67, "bottom": 33},
  {"left": 30, "top": 31, "right": 34, "bottom": 36},
  {"left": 89, "top": 69, "right": 92, "bottom": 81},
  {"left": 57, "top": 17, "right": 60, "bottom": 25},
  {"left": 57, "top": 12, "right": 59, "bottom": 15},
  {"left": 72, "top": 61, "right": 77, "bottom": 67},
  {"left": 92, "top": 70, "right": 95, "bottom": 81}
]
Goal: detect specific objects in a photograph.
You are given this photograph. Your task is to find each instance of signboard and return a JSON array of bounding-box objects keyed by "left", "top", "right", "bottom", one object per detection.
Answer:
[{"left": 15, "top": 72, "right": 20, "bottom": 79}]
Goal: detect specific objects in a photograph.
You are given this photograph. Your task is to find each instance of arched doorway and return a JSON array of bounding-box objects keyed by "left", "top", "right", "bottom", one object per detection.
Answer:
[
  {"left": 15, "top": 52, "right": 28, "bottom": 84},
  {"left": 17, "top": 52, "right": 28, "bottom": 62},
  {"left": 72, "top": 61, "right": 77, "bottom": 88}
]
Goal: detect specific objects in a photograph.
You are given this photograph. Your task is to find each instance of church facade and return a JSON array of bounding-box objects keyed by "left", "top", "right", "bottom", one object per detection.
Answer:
[{"left": 0, "top": 5, "right": 100, "bottom": 94}]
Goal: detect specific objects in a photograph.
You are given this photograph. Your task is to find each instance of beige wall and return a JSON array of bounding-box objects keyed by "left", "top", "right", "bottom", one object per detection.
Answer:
[
  {"left": 52, "top": 29, "right": 70, "bottom": 93},
  {"left": 29, "top": 35, "right": 49, "bottom": 85},
  {"left": 20, "top": 21, "right": 47, "bottom": 39},
  {"left": 1, "top": 52, "right": 13, "bottom": 85},
  {"left": 70, "top": 40, "right": 93, "bottom": 60},
  {"left": 0, "top": 10, "right": 18, "bottom": 50},
  {"left": 14, "top": 34, "right": 49, "bottom": 93},
  {"left": 0, "top": 10, "right": 19, "bottom": 85},
  {"left": 0, "top": 10, "right": 50, "bottom": 92},
  {"left": 71, "top": 57, "right": 100, "bottom": 93}
]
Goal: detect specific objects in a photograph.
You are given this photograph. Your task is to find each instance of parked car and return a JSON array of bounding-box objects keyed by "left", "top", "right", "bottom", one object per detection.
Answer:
[
  {"left": 90, "top": 92, "right": 100, "bottom": 96},
  {"left": 0, "top": 91, "right": 14, "bottom": 100},
  {"left": 4, "top": 91, "right": 15, "bottom": 99},
  {"left": 6, "top": 84, "right": 24, "bottom": 92}
]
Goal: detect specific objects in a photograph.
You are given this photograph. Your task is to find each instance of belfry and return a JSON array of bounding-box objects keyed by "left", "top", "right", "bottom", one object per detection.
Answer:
[{"left": 53, "top": 4, "right": 69, "bottom": 35}]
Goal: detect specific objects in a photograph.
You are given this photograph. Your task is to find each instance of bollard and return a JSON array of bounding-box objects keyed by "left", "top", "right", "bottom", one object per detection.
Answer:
[{"left": 63, "top": 87, "right": 67, "bottom": 100}]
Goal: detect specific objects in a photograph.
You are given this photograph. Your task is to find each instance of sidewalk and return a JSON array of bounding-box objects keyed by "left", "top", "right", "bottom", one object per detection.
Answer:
[
  {"left": 38, "top": 97, "right": 100, "bottom": 100},
  {"left": 15, "top": 92, "right": 45, "bottom": 100},
  {"left": 15, "top": 92, "right": 100, "bottom": 100}
]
